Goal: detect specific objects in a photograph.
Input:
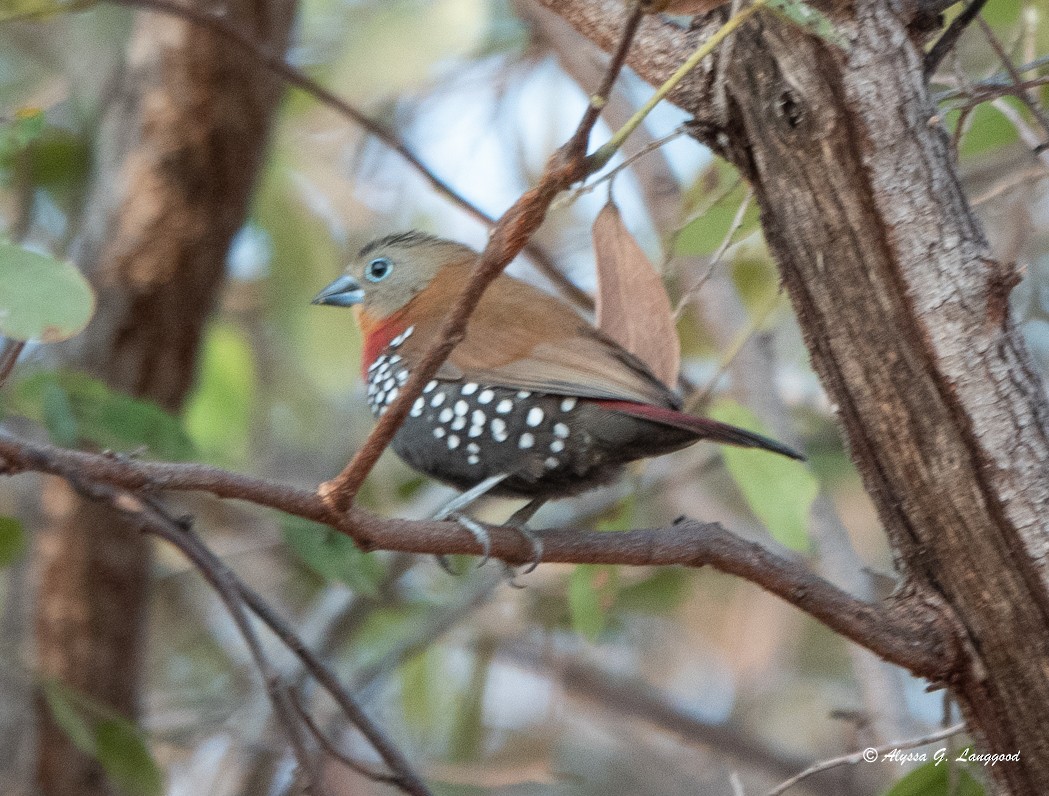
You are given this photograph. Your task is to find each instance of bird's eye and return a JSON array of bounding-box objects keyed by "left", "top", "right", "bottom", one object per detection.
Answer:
[{"left": 365, "top": 257, "right": 392, "bottom": 282}]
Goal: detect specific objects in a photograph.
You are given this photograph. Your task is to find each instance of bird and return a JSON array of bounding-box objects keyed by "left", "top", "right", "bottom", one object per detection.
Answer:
[{"left": 313, "top": 231, "right": 802, "bottom": 557}]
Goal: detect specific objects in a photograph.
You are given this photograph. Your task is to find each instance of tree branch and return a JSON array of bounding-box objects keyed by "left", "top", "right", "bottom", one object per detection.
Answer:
[
  {"left": 317, "top": 4, "right": 651, "bottom": 509},
  {"left": 766, "top": 722, "right": 968, "bottom": 796},
  {"left": 104, "top": 0, "right": 591, "bottom": 310},
  {"left": 0, "top": 429, "right": 958, "bottom": 681},
  {"left": 536, "top": 0, "right": 723, "bottom": 123},
  {"left": 65, "top": 478, "right": 434, "bottom": 796}
]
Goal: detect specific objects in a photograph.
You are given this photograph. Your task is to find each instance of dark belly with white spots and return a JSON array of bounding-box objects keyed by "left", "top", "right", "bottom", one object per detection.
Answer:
[{"left": 367, "top": 367, "right": 697, "bottom": 500}]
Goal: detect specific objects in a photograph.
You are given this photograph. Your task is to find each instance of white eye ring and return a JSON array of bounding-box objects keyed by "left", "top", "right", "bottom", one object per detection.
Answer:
[{"left": 365, "top": 257, "right": 393, "bottom": 282}]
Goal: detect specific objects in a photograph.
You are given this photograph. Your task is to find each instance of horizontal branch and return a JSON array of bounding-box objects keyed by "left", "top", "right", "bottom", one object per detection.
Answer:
[{"left": 0, "top": 429, "right": 957, "bottom": 680}]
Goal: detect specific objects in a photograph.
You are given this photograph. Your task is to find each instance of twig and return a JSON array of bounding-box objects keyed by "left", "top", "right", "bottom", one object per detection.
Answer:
[
  {"left": 0, "top": 340, "right": 26, "bottom": 390},
  {"left": 970, "top": 166, "right": 1047, "bottom": 205},
  {"left": 765, "top": 722, "right": 968, "bottom": 796},
  {"left": 81, "top": 488, "right": 330, "bottom": 796},
  {"left": 685, "top": 289, "right": 782, "bottom": 411},
  {"left": 102, "top": 0, "right": 589, "bottom": 309},
  {"left": 938, "top": 75, "right": 1049, "bottom": 111},
  {"left": 208, "top": 540, "right": 433, "bottom": 795},
  {"left": 289, "top": 691, "right": 402, "bottom": 786},
  {"left": 977, "top": 16, "right": 1049, "bottom": 150},
  {"left": 0, "top": 428, "right": 958, "bottom": 681},
  {"left": 673, "top": 188, "right": 753, "bottom": 319},
  {"left": 318, "top": 1, "right": 651, "bottom": 510},
  {"left": 352, "top": 575, "right": 501, "bottom": 694},
  {"left": 566, "top": 0, "right": 647, "bottom": 156},
  {"left": 923, "top": 0, "right": 990, "bottom": 77},
  {"left": 671, "top": 173, "right": 744, "bottom": 242},
  {"left": 588, "top": 1, "right": 763, "bottom": 171},
  {"left": 80, "top": 480, "right": 434, "bottom": 795},
  {"left": 557, "top": 126, "right": 688, "bottom": 207}
]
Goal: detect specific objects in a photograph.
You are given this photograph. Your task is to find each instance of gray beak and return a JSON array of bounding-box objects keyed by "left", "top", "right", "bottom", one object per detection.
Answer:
[{"left": 312, "top": 274, "right": 365, "bottom": 307}]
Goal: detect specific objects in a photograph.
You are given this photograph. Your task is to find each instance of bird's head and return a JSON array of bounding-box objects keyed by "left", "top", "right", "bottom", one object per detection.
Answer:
[{"left": 312, "top": 231, "right": 476, "bottom": 326}]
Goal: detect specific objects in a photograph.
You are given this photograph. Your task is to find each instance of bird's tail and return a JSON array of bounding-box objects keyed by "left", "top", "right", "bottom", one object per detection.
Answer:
[{"left": 595, "top": 400, "right": 805, "bottom": 461}]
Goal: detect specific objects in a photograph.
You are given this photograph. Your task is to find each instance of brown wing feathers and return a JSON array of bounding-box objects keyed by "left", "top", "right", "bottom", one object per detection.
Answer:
[{"left": 396, "top": 263, "right": 679, "bottom": 407}]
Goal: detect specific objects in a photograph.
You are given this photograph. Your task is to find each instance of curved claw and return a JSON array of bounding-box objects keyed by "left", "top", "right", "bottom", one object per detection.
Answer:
[
  {"left": 435, "top": 554, "right": 459, "bottom": 575},
  {"left": 516, "top": 526, "right": 544, "bottom": 575},
  {"left": 504, "top": 562, "right": 528, "bottom": 589},
  {"left": 451, "top": 513, "right": 492, "bottom": 567}
]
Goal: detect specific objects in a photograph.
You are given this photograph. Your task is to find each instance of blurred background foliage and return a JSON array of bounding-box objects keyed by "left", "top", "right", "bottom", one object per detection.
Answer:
[{"left": 1, "top": 0, "right": 1047, "bottom": 793}]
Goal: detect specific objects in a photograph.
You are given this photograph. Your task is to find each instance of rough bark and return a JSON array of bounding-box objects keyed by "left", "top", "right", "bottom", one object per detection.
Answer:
[
  {"left": 541, "top": 0, "right": 1049, "bottom": 793},
  {"left": 32, "top": 2, "right": 294, "bottom": 793}
]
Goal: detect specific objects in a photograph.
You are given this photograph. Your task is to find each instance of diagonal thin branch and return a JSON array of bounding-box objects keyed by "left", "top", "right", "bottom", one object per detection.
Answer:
[
  {"left": 0, "top": 340, "right": 25, "bottom": 390},
  {"left": 318, "top": 3, "right": 650, "bottom": 510},
  {"left": 766, "top": 722, "right": 968, "bottom": 796},
  {"left": 289, "top": 691, "right": 404, "bottom": 787},
  {"left": 62, "top": 476, "right": 434, "bottom": 796},
  {"left": 69, "top": 485, "right": 332, "bottom": 796},
  {"left": 502, "top": 643, "right": 820, "bottom": 782},
  {"left": 923, "top": 0, "right": 990, "bottom": 77},
  {"left": 104, "top": 0, "right": 591, "bottom": 309},
  {"left": 0, "top": 429, "right": 959, "bottom": 681},
  {"left": 976, "top": 15, "right": 1049, "bottom": 150}
]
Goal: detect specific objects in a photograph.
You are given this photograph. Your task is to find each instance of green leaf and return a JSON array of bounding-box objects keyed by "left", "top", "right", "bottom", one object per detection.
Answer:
[
  {"left": 95, "top": 719, "right": 165, "bottom": 796},
  {"left": 675, "top": 164, "right": 760, "bottom": 257},
  {"left": 731, "top": 243, "right": 779, "bottom": 317},
  {"left": 0, "top": 241, "right": 95, "bottom": 343},
  {"left": 11, "top": 371, "right": 195, "bottom": 459},
  {"left": 0, "top": 0, "right": 96, "bottom": 21},
  {"left": 183, "top": 323, "right": 256, "bottom": 464},
  {"left": 764, "top": 0, "right": 848, "bottom": 48},
  {"left": 41, "top": 681, "right": 164, "bottom": 796},
  {"left": 955, "top": 103, "right": 1021, "bottom": 159},
  {"left": 282, "top": 516, "right": 384, "bottom": 597},
  {"left": 709, "top": 399, "right": 817, "bottom": 550},
  {"left": 882, "top": 759, "right": 985, "bottom": 796},
  {"left": 0, "top": 108, "right": 45, "bottom": 165},
  {"left": 41, "top": 680, "right": 97, "bottom": 755},
  {"left": 617, "top": 568, "right": 691, "bottom": 615},
  {"left": 400, "top": 647, "right": 444, "bottom": 740},
  {"left": 0, "top": 515, "right": 27, "bottom": 567},
  {"left": 38, "top": 376, "right": 79, "bottom": 447},
  {"left": 568, "top": 564, "right": 618, "bottom": 641}
]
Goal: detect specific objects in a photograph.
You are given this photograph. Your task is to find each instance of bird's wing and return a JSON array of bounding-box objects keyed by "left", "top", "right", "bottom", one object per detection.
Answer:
[{"left": 413, "top": 270, "right": 682, "bottom": 408}]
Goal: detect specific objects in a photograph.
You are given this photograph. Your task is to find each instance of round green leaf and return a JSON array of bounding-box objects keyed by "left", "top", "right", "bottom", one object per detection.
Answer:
[{"left": 0, "top": 242, "right": 94, "bottom": 342}]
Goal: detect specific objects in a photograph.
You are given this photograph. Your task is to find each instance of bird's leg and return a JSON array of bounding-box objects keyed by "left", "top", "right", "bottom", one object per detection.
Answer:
[
  {"left": 432, "top": 473, "right": 510, "bottom": 571},
  {"left": 505, "top": 498, "right": 547, "bottom": 576}
]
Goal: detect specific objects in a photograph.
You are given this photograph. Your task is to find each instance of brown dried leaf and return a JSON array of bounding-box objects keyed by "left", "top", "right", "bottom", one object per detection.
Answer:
[{"left": 593, "top": 202, "right": 680, "bottom": 388}]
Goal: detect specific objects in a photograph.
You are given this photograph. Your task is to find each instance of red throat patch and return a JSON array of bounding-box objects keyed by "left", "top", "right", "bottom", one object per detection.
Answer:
[{"left": 356, "top": 307, "right": 410, "bottom": 378}]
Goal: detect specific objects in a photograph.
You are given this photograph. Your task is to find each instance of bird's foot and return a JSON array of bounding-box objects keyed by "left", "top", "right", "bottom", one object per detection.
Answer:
[
  {"left": 434, "top": 514, "right": 492, "bottom": 574},
  {"left": 432, "top": 474, "right": 510, "bottom": 573},
  {"left": 503, "top": 498, "right": 547, "bottom": 583}
]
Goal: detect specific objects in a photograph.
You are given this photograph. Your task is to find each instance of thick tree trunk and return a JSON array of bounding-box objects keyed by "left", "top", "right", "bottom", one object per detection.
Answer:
[
  {"left": 718, "top": 10, "right": 1049, "bottom": 793},
  {"left": 32, "top": 3, "right": 294, "bottom": 793},
  {"left": 542, "top": 1, "right": 1049, "bottom": 793}
]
